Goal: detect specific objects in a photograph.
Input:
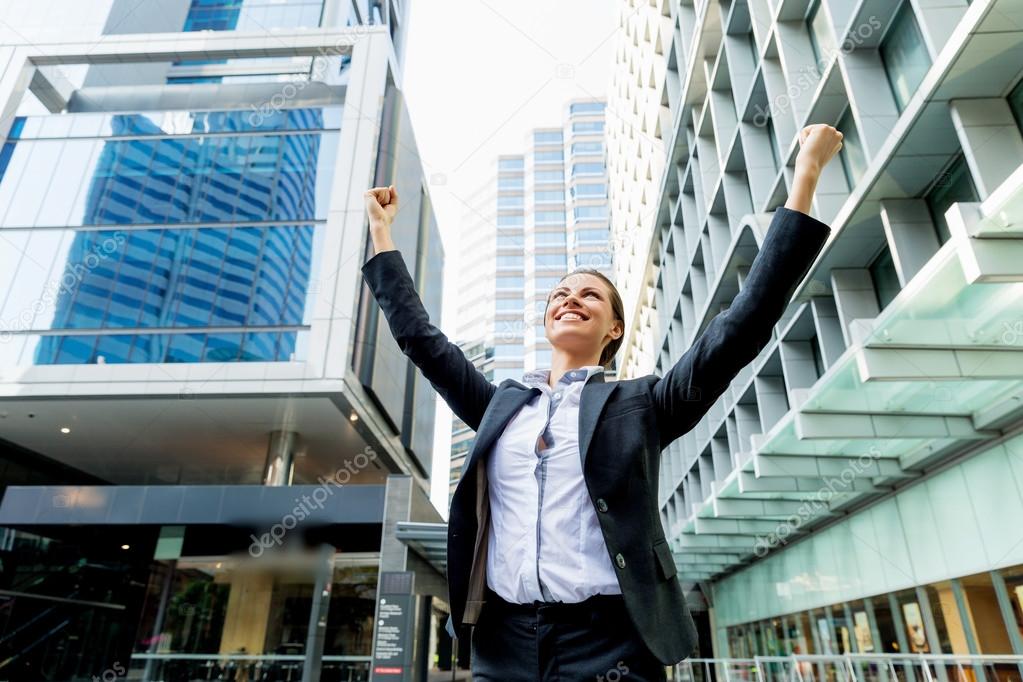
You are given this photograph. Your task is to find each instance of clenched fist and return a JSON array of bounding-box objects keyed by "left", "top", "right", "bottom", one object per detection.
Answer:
[
  {"left": 795, "top": 124, "right": 843, "bottom": 176},
  {"left": 365, "top": 185, "right": 399, "bottom": 230}
]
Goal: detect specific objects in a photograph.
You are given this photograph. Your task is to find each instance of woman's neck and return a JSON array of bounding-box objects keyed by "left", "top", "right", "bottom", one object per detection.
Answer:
[{"left": 548, "top": 351, "right": 601, "bottom": 388}]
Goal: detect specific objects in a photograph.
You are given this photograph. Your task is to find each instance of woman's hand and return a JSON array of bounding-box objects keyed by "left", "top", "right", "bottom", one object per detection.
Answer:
[
  {"left": 365, "top": 185, "right": 398, "bottom": 255},
  {"left": 795, "top": 124, "right": 843, "bottom": 177},
  {"left": 786, "top": 124, "right": 844, "bottom": 215}
]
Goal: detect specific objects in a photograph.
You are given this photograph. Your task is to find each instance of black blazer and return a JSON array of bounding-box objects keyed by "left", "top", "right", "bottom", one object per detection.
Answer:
[{"left": 360, "top": 206, "right": 831, "bottom": 665}]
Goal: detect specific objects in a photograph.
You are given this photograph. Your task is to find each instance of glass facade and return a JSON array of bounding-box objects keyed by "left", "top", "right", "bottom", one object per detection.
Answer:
[
  {"left": 807, "top": 0, "right": 836, "bottom": 73},
  {"left": 880, "top": 2, "right": 932, "bottom": 113},
  {"left": 925, "top": 153, "right": 979, "bottom": 244},
  {"left": 182, "top": 0, "right": 325, "bottom": 32},
  {"left": 0, "top": 108, "right": 340, "bottom": 365},
  {"left": 837, "top": 106, "right": 867, "bottom": 190}
]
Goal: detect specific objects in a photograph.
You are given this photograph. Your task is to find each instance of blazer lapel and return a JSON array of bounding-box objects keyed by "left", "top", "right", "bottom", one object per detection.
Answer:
[
  {"left": 460, "top": 383, "right": 541, "bottom": 478},
  {"left": 578, "top": 372, "right": 618, "bottom": 471}
]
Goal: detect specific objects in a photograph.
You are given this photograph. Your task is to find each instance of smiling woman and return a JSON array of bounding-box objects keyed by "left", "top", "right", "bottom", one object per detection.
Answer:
[{"left": 359, "top": 123, "right": 842, "bottom": 682}]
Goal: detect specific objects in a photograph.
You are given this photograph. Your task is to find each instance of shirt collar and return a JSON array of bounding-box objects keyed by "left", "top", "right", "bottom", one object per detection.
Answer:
[{"left": 521, "top": 365, "right": 605, "bottom": 389}]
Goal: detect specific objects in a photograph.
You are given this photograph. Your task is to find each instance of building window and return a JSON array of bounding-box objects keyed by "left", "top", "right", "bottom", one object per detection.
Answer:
[
  {"left": 572, "top": 162, "right": 605, "bottom": 176},
  {"left": 534, "top": 190, "right": 565, "bottom": 203},
  {"left": 497, "top": 276, "right": 524, "bottom": 290},
  {"left": 765, "top": 117, "right": 781, "bottom": 173},
  {"left": 1009, "top": 77, "right": 1023, "bottom": 135},
  {"left": 807, "top": 0, "right": 836, "bottom": 74},
  {"left": 497, "top": 195, "right": 524, "bottom": 208},
  {"left": 535, "top": 211, "right": 566, "bottom": 224},
  {"left": 494, "top": 343, "right": 523, "bottom": 357},
  {"left": 497, "top": 158, "right": 523, "bottom": 171},
  {"left": 573, "top": 205, "right": 609, "bottom": 220},
  {"left": 571, "top": 141, "right": 603, "bottom": 155},
  {"left": 924, "top": 154, "right": 978, "bottom": 245},
  {"left": 534, "top": 170, "right": 565, "bottom": 183},
  {"left": 535, "top": 232, "right": 566, "bottom": 245},
  {"left": 572, "top": 183, "right": 606, "bottom": 198},
  {"left": 570, "top": 102, "right": 606, "bottom": 115},
  {"left": 837, "top": 107, "right": 868, "bottom": 190},
  {"left": 497, "top": 214, "right": 524, "bottom": 227},
  {"left": 535, "top": 150, "right": 564, "bottom": 163},
  {"left": 534, "top": 131, "right": 563, "bottom": 144},
  {"left": 869, "top": 245, "right": 900, "bottom": 310},
  {"left": 880, "top": 2, "right": 931, "bottom": 113},
  {"left": 572, "top": 121, "right": 604, "bottom": 134},
  {"left": 498, "top": 176, "right": 524, "bottom": 190}
]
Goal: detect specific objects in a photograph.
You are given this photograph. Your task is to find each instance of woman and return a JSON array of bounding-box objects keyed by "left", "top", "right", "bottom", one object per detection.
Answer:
[{"left": 362, "top": 124, "right": 843, "bottom": 681}]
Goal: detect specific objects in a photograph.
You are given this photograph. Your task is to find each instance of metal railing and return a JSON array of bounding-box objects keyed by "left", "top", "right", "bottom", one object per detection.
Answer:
[
  {"left": 128, "top": 653, "right": 372, "bottom": 682},
  {"left": 675, "top": 655, "right": 1023, "bottom": 682}
]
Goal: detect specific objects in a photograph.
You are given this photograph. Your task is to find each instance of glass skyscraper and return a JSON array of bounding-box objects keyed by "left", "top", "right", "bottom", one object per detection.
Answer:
[{"left": 0, "top": 1, "right": 448, "bottom": 680}]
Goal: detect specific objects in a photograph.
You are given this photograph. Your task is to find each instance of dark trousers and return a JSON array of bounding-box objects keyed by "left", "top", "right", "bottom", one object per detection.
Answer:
[{"left": 470, "top": 588, "right": 668, "bottom": 682}]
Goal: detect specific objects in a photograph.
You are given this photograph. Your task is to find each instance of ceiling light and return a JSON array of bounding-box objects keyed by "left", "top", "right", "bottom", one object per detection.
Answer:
[
  {"left": 121, "top": 544, "right": 130, "bottom": 550},
  {"left": 349, "top": 413, "right": 358, "bottom": 422},
  {"left": 60, "top": 427, "right": 71, "bottom": 434}
]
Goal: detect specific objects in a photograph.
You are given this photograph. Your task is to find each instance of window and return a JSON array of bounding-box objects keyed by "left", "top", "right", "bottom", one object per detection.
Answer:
[
  {"left": 534, "top": 190, "right": 565, "bottom": 203},
  {"left": 765, "top": 117, "right": 781, "bottom": 172},
  {"left": 572, "top": 121, "right": 604, "bottom": 134},
  {"left": 497, "top": 214, "right": 524, "bottom": 227},
  {"left": 535, "top": 150, "right": 563, "bottom": 163},
  {"left": 809, "top": 334, "right": 827, "bottom": 379},
  {"left": 924, "top": 154, "right": 978, "bottom": 245},
  {"left": 534, "top": 349, "right": 553, "bottom": 366},
  {"left": 837, "top": 107, "right": 867, "bottom": 190},
  {"left": 494, "top": 343, "right": 523, "bottom": 357},
  {"left": 534, "top": 170, "right": 565, "bottom": 183},
  {"left": 497, "top": 195, "right": 524, "bottom": 208},
  {"left": 497, "top": 232, "right": 524, "bottom": 248},
  {"left": 498, "top": 176, "right": 524, "bottom": 190},
  {"left": 499, "top": 157, "right": 524, "bottom": 170},
  {"left": 570, "top": 102, "right": 606, "bottom": 114},
  {"left": 496, "top": 297, "right": 523, "bottom": 310},
  {"left": 534, "top": 253, "right": 567, "bottom": 268},
  {"left": 536, "top": 276, "right": 562, "bottom": 289},
  {"left": 535, "top": 211, "right": 566, "bottom": 224},
  {"left": 536, "top": 232, "right": 567, "bottom": 245},
  {"left": 574, "top": 228, "right": 610, "bottom": 244},
  {"left": 572, "top": 162, "right": 605, "bottom": 177},
  {"left": 869, "top": 245, "right": 900, "bottom": 310},
  {"left": 497, "top": 276, "right": 524, "bottom": 290},
  {"left": 572, "top": 183, "right": 607, "bottom": 198},
  {"left": 534, "top": 131, "right": 563, "bottom": 144},
  {"left": 1009, "top": 77, "right": 1023, "bottom": 136},
  {"left": 574, "top": 205, "right": 608, "bottom": 220},
  {"left": 807, "top": 0, "right": 836, "bottom": 74},
  {"left": 571, "top": 141, "right": 604, "bottom": 155},
  {"left": 880, "top": 2, "right": 931, "bottom": 113},
  {"left": 497, "top": 255, "right": 524, "bottom": 267}
]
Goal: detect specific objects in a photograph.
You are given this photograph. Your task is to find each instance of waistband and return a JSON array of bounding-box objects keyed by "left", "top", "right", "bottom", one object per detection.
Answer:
[{"left": 482, "top": 587, "right": 626, "bottom": 622}]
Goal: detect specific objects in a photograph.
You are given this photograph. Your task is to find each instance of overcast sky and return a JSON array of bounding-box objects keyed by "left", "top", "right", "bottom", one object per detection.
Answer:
[{"left": 402, "top": 0, "right": 621, "bottom": 513}]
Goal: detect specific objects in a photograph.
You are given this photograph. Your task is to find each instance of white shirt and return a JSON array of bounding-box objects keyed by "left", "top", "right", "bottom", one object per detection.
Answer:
[{"left": 485, "top": 365, "right": 622, "bottom": 604}]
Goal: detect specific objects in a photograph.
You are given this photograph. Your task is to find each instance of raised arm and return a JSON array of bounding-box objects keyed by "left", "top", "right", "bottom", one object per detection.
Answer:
[
  {"left": 652, "top": 124, "right": 842, "bottom": 448},
  {"left": 361, "top": 186, "right": 497, "bottom": 432}
]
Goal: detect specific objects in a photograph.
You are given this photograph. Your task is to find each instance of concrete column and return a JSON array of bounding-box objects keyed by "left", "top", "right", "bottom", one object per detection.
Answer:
[
  {"left": 810, "top": 297, "right": 846, "bottom": 369},
  {"left": 263, "top": 430, "right": 298, "bottom": 486},
  {"left": 949, "top": 98, "right": 1023, "bottom": 199},
  {"left": 910, "top": 0, "right": 970, "bottom": 59},
  {"left": 830, "top": 269, "right": 880, "bottom": 346},
  {"left": 880, "top": 198, "right": 942, "bottom": 286}
]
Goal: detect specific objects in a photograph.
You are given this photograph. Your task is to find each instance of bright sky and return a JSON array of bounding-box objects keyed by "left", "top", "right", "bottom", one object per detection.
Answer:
[{"left": 402, "top": 0, "right": 620, "bottom": 514}]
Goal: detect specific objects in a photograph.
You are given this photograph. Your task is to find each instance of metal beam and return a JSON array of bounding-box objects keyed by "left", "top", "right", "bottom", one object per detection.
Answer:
[
  {"left": 675, "top": 533, "right": 757, "bottom": 553},
  {"left": 692, "top": 517, "right": 784, "bottom": 536}
]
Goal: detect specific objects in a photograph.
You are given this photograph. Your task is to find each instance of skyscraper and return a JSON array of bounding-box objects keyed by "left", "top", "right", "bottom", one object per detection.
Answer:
[
  {"left": 0, "top": 1, "right": 447, "bottom": 679},
  {"left": 610, "top": 0, "right": 1023, "bottom": 659},
  {"left": 447, "top": 98, "right": 612, "bottom": 502}
]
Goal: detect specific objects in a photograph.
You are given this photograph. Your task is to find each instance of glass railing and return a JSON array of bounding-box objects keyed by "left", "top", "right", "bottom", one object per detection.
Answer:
[
  {"left": 129, "top": 653, "right": 372, "bottom": 682},
  {"left": 675, "top": 655, "right": 1023, "bottom": 682}
]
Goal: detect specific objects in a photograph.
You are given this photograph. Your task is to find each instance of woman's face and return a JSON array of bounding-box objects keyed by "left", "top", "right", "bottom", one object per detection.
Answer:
[{"left": 544, "top": 273, "right": 622, "bottom": 358}]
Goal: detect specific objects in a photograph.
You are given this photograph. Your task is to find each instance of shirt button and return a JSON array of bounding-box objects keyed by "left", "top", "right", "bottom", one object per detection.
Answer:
[
  {"left": 596, "top": 498, "right": 608, "bottom": 513},
  {"left": 615, "top": 553, "right": 626, "bottom": 569},
  {"left": 554, "top": 392, "right": 561, "bottom": 399}
]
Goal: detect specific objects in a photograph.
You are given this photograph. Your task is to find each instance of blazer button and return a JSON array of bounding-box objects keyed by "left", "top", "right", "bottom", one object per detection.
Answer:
[
  {"left": 596, "top": 498, "right": 608, "bottom": 513},
  {"left": 615, "top": 553, "right": 626, "bottom": 569}
]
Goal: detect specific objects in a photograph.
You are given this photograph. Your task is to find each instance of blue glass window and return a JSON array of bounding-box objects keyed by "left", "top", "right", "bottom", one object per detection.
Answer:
[
  {"left": 571, "top": 141, "right": 603, "bottom": 155},
  {"left": 534, "top": 190, "right": 565, "bottom": 203},
  {"left": 535, "top": 232, "right": 566, "bottom": 245},
  {"left": 497, "top": 214, "right": 524, "bottom": 227},
  {"left": 534, "top": 150, "right": 564, "bottom": 162},
  {"left": 570, "top": 102, "right": 606, "bottom": 115},
  {"left": 498, "top": 157, "right": 525, "bottom": 171},
  {"left": 572, "top": 162, "right": 605, "bottom": 176},
  {"left": 574, "top": 205, "right": 608, "bottom": 220},
  {"left": 534, "top": 253, "right": 567, "bottom": 268},
  {"left": 572, "top": 183, "right": 606, "bottom": 198},
  {"left": 534, "top": 170, "right": 564, "bottom": 183},
  {"left": 534, "top": 211, "right": 565, "bottom": 224},
  {"left": 572, "top": 121, "right": 605, "bottom": 134},
  {"left": 534, "top": 131, "right": 563, "bottom": 144}
]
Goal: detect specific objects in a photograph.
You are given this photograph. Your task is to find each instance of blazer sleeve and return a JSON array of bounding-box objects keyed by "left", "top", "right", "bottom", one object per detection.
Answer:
[
  {"left": 360, "top": 249, "right": 497, "bottom": 432},
  {"left": 652, "top": 206, "right": 831, "bottom": 449}
]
